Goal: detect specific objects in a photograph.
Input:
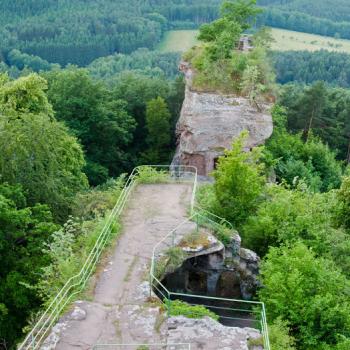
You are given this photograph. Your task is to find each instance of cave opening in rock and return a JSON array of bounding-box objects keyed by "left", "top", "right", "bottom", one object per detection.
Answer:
[{"left": 156, "top": 253, "right": 259, "bottom": 328}]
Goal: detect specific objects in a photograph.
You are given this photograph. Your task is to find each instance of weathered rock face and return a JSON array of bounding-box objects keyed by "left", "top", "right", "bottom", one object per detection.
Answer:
[
  {"left": 173, "top": 62, "right": 273, "bottom": 176},
  {"left": 168, "top": 316, "right": 263, "bottom": 350}
]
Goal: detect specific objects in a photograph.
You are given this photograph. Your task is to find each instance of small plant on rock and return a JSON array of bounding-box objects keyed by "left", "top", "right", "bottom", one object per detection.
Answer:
[{"left": 154, "top": 247, "right": 185, "bottom": 279}]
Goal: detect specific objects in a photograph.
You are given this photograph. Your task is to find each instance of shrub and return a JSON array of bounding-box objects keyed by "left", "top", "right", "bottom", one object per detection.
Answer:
[
  {"left": 36, "top": 181, "right": 123, "bottom": 302},
  {"left": 336, "top": 176, "right": 350, "bottom": 229},
  {"left": 215, "top": 226, "right": 233, "bottom": 247},
  {"left": 259, "top": 243, "right": 350, "bottom": 349},
  {"left": 179, "top": 230, "right": 211, "bottom": 249},
  {"left": 213, "top": 131, "right": 265, "bottom": 227},
  {"left": 167, "top": 300, "right": 219, "bottom": 321},
  {"left": 72, "top": 177, "right": 125, "bottom": 220},
  {"left": 269, "top": 318, "right": 296, "bottom": 350},
  {"left": 136, "top": 166, "right": 169, "bottom": 184}
]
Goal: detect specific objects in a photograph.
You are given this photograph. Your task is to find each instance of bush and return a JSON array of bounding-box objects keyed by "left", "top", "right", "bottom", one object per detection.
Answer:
[
  {"left": 259, "top": 243, "right": 350, "bottom": 349},
  {"left": 265, "top": 106, "right": 343, "bottom": 193},
  {"left": 136, "top": 166, "right": 169, "bottom": 184},
  {"left": 72, "top": 177, "right": 125, "bottom": 220},
  {"left": 337, "top": 176, "right": 350, "bottom": 229},
  {"left": 269, "top": 318, "right": 296, "bottom": 350},
  {"left": 179, "top": 230, "right": 211, "bottom": 249},
  {"left": 167, "top": 299, "right": 219, "bottom": 321},
  {"left": 242, "top": 184, "right": 347, "bottom": 260},
  {"left": 215, "top": 226, "right": 233, "bottom": 247},
  {"left": 213, "top": 131, "right": 265, "bottom": 227},
  {"left": 36, "top": 181, "right": 124, "bottom": 302}
]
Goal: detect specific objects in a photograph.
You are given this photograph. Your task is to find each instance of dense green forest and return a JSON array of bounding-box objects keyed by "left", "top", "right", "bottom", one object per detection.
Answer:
[
  {"left": 271, "top": 50, "right": 350, "bottom": 87},
  {"left": 2, "top": 0, "right": 350, "bottom": 349},
  {"left": 258, "top": 0, "right": 350, "bottom": 22},
  {"left": 278, "top": 82, "right": 350, "bottom": 163},
  {"left": 257, "top": 0, "right": 350, "bottom": 39},
  {"left": 88, "top": 49, "right": 182, "bottom": 81},
  {"left": 0, "top": 0, "right": 220, "bottom": 66}
]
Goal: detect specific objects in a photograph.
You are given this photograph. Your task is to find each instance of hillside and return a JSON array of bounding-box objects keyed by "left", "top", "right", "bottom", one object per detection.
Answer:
[{"left": 2, "top": 0, "right": 350, "bottom": 67}]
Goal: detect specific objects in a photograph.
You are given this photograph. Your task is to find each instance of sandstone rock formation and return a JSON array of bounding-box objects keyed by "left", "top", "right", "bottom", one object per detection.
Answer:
[
  {"left": 161, "top": 229, "right": 261, "bottom": 303},
  {"left": 167, "top": 316, "right": 263, "bottom": 350},
  {"left": 172, "top": 62, "right": 273, "bottom": 176}
]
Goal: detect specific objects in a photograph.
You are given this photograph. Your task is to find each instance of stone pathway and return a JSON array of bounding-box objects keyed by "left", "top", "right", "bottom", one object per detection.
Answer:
[{"left": 46, "top": 184, "right": 193, "bottom": 349}]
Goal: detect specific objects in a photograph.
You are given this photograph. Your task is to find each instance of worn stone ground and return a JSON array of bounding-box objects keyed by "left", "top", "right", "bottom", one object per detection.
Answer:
[
  {"left": 167, "top": 317, "right": 263, "bottom": 350},
  {"left": 45, "top": 184, "right": 193, "bottom": 350}
]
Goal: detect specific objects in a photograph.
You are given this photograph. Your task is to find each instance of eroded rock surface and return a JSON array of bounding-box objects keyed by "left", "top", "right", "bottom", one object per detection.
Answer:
[
  {"left": 167, "top": 316, "right": 263, "bottom": 350},
  {"left": 173, "top": 62, "right": 273, "bottom": 176},
  {"left": 161, "top": 229, "right": 261, "bottom": 302}
]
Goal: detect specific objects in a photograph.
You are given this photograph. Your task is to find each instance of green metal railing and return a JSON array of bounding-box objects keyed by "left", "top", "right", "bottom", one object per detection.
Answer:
[
  {"left": 18, "top": 165, "right": 197, "bottom": 350},
  {"left": 93, "top": 343, "right": 191, "bottom": 349},
  {"left": 18, "top": 165, "right": 270, "bottom": 350},
  {"left": 150, "top": 211, "right": 271, "bottom": 350}
]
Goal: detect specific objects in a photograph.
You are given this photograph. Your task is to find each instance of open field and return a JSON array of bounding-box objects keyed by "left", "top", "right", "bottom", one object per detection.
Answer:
[
  {"left": 157, "top": 30, "right": 199, "bottom": 52},
  {"left": 158, "top": 28, "right": 350, "bottom": 54},
  {"left": 270, "top": 28, "right": 350, "bottom": 53}
]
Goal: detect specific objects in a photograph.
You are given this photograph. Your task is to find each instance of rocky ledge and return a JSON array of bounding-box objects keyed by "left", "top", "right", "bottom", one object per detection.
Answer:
[{"left": 167, "top": 316, "right": 263, "bottom": 350}]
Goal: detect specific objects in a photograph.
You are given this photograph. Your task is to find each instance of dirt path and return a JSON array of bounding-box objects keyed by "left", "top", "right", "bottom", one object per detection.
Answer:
[{"left": 52, "top": 183, "right": 193, "bottom": 349}]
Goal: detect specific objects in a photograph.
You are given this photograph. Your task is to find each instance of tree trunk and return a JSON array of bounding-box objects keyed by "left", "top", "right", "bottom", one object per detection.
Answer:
[{"left": 304, "top": 107, "right": 315, "bottom": 141}]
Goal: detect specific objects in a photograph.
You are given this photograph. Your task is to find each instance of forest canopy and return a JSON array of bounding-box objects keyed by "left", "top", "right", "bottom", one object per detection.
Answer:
[
  {"left": 2, "top": 0, "right": 350, "bottom": 349},
  {"left": 0, "top": 0, "right": 221, "bottom": 66}
]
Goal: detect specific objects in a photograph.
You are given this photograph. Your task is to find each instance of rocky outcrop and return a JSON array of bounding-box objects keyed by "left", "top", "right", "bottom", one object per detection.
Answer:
[
  {"left": 173, "top": 62, "right": 273, "bottom": 176},
  {"left": 168, "top": 316, "right": 263, "bottom": 350},
  {"left": 161, "top": 230, "right": 261, "bottom": 303}
]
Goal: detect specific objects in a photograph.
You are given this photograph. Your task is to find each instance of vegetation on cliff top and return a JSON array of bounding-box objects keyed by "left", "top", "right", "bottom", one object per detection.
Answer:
[{"left": 182, "top": 0, "right": 275, "bottom": 107}]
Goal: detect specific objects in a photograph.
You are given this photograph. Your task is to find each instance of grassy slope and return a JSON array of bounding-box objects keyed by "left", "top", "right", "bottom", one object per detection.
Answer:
[{"left": 158, "top": 28, "right": 350, "bottom": 54}]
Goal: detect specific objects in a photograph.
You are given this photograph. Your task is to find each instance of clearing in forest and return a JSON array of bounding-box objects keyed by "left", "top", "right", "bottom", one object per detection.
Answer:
[
  {"left": 157, "top": 30, "right": 199, "bottom": 52},
  {"left": 158, "top": 28, "right": 350, "bottom": 54}
]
